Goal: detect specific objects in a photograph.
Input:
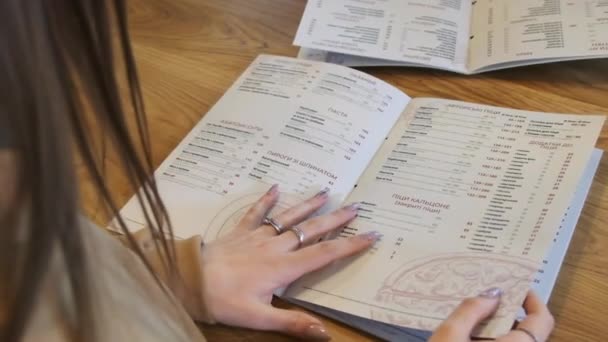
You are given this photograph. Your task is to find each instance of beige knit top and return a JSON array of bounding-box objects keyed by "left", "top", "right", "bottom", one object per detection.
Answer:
[{"left": 22, "top": 221, "right": 210, "bottom": 342}]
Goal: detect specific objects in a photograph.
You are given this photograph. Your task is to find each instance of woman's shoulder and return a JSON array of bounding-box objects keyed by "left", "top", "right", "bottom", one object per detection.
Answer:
[{"left": 23, "top": 218, "right": 206, "bottom": 342}]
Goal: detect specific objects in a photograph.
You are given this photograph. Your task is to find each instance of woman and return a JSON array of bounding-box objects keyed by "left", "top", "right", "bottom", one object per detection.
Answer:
[{"left": 0, "top": 1, "right": 554, "bottom": 341}]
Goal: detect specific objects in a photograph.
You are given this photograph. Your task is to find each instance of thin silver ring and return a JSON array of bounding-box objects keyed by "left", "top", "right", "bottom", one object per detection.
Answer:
[
  {"left": 262, "top": 216, "right": 284, "bottom": 234},
  {"left": 287, "top": 225, "right": 305, "bottom": 249},
  {"left": 515, "top": 327, "right": 539, "bottom": 342}
]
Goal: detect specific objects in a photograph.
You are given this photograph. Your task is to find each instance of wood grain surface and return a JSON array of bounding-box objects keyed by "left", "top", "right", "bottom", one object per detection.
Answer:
[{"left": 82, "top": 0, "right": 608, "bottom": 341}]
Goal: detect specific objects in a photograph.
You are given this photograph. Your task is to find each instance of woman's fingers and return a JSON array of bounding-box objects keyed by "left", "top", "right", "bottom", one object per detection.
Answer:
[
  {"left": 499, "top": 291, "right": 554, "bottom": 342},
  {"left": 257, "top": 188, "right": 330, "bottom": 236},
  {"left": 236, "top": 185, "right": 279, "bottom": 231},
  {"left": 278, "top": 232, "right": 380, "bottom": 284},
  {"left": 274, "top": 203, "right": 359, "bottom": 251},
  {"left": 242, "top": 304, "right": 331, "bottom": 341},
  {"left": 429, "top": 288, "right": 502, "bottom": 342}
]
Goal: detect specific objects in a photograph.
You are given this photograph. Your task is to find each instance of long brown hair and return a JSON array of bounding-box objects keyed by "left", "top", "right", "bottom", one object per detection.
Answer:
[{"left": 0, "top": 1, "right": 176, "bottom": 340}]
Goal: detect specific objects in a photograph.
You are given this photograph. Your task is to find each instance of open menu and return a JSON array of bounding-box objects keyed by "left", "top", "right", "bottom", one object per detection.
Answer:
[
  {"left": 113, "top": 55, "right": 605, "bottom": 338},
  {"left": 294, "top": 0, "right": 608, "bottom": 74}
]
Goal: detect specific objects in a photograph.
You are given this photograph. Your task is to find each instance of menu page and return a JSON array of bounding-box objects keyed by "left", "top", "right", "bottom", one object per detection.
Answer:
[
  {"left": 517, "top": 147, "right": 603, "bottom": 318},
  {"left": 469, "top": 0, "right": 608, "bottom": 71},
  {"left": 294, "top": 0, "right": 473, "bottom": 73},
  {"left": 291, "top": 148, "right": 603, "bottom": 341},
  {"left": 114, "top": 55, "right": 409, "bottom": 239},
  {"left": 286, "top": 98, "right": 605, "bottom": 338}
]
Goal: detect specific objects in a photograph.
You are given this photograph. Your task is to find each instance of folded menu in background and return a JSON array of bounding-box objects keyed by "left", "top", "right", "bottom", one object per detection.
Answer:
[
  {"left": 113, "top": 55, "right": 605, "bottom": 338},
  {"left": 294, "top": 0, "right": 608, "bottom": 74}
]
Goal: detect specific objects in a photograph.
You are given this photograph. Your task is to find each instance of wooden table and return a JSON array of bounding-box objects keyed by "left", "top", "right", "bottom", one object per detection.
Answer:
[{"left": 86, "top": 0, "right": 608, "bottom": 340}]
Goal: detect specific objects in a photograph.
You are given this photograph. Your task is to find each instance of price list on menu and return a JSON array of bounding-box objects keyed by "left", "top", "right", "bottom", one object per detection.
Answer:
[
  {"left": 233, "top": 55, "right": 406, "bottom": 196},
  {"left": 283, "top": 69, "right": 393, "bottom": 160},
  {"left": 159, "top": 120, "right": 268, "bottom": 196},
  {"left": 295, "top": 0, "right": 472, "bottom": 69},
  {"left": 342, "top": 99, "right": 604, "bottom": 263},
  {"left": 471, "top": 0, "right": 608, "bottom": 68},
  {"left": 247, "top": 149, "right": 340, "bottom": 196}
]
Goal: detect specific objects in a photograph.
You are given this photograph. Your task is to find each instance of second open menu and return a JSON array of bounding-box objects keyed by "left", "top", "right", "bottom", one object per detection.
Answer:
[{"left": 294, "top": 0, "right": 473, "bottom": 72}]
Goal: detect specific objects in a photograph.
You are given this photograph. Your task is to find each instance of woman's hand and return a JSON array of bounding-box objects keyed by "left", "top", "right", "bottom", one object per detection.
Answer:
[
  {"left": 430, "top": 290, "right": 554, "bottom": 342},
  {"left": 199, "top": 185, "right": 380, "bottom": 340}
]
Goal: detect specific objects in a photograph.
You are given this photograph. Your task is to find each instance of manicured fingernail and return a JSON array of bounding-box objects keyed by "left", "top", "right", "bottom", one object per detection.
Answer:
[
  {"left": 479, "top": 287, "right": 503, "bottom": 299},
  {"left": 362, "top": 231, "right": 382, "bottom": 241},
  {"left": 344, "top": 202, "right": 361, "bottom": 211},
  {"left": 267, "top": 184, "right": 279, "bottom": 195},
  {"left": 315, "top": 187, "right": 330, "bottom": 198},
  {"left": 304, "top": 324, "right": 331, "bottom": 341}
]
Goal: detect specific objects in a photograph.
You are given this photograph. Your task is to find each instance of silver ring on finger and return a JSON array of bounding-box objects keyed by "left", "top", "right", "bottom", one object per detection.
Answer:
[
  {"left": 514, "top": 327, "right": 539, "bottom": 342},
  {"left": 262, "top": 216, "right": 284, "bottom": 234},
  {"left": 286, "top": 225, "right": 305, "bottom": 249}
]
